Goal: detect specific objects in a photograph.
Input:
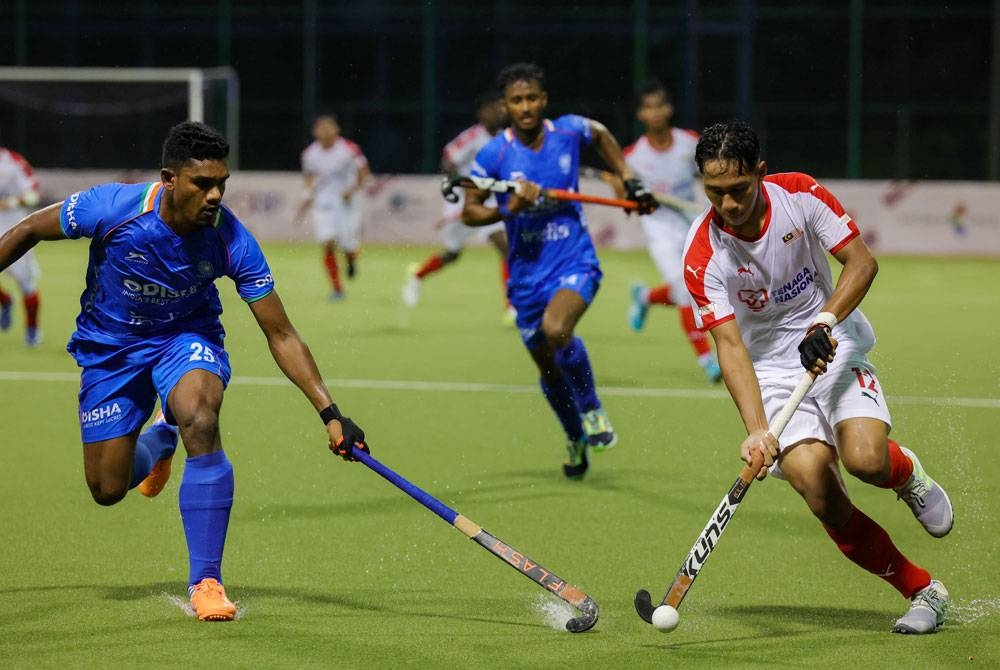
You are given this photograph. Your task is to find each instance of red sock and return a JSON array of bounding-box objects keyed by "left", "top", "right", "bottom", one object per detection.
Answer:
[
  {"left": 0, "top": 286, "right": 11, "bottom": 306},
  {"left": 323, "top": 251, "right": 342, "bottom": 291},
  {"left": 880, "top": 439, "right": 914, "bottom": 489},
  {"left": 824, "top": 506, "right": 931, "bottom": 598},
  {"left": 416, "top": 255, "right": 444, "bottom": 279},
  {"left": 647, "top": 284, "right": 673, "bottom": 305},
  {"left": 680, "top": 305, "right": 712, "bottom": 356},
  {"left": 24, "top": 291, "right": 39, "bottom": 328}
]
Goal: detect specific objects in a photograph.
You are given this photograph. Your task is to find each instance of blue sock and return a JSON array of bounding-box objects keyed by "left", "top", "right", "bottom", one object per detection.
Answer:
[
  {"left": 129, "top": 423, "right": 179, "bottom": 488},
  {"left": 540, "top": 375, "right": 584, "bottom": 440},
  {"left": 555, "top": 337, "right": 601, "bottom": 413},
  {"left": 179, "top": 450, "right": 234, "bottom": 586}
]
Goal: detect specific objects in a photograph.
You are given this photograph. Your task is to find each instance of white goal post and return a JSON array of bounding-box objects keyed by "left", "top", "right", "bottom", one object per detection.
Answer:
[{"left": 0, "top": 66, "right": 240, "bottom": 167}]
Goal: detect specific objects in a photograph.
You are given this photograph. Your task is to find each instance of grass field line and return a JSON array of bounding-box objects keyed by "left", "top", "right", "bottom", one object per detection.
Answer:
[{"left": 2, "top": 369, "right": 998, "bottom": 409}]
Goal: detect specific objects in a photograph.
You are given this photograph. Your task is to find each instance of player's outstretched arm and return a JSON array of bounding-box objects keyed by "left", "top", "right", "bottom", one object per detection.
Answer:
[
  {"left": 588, "top": 120, "right": 656, "bottom": 214},
  {"left": 248, "top": 290, "right": 368, "bottom": 460},
  {"left": 825, "top": 236, "right": 879, "bottom": 321},
  {"left": 710, "top": 320, "right": 778, "bottom": 479},
  {"left": 0, "top": 202, "right": 65, "bottom": 272}
]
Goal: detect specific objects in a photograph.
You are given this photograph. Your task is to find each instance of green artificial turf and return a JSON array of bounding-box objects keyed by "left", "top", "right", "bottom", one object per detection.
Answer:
[{"left": 0, "top": 242, "right": 996, "bottom": 669}]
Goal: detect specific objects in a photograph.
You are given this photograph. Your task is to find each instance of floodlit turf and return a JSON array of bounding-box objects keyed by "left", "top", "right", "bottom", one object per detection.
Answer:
[{"left": 1, "top": 242, "right": 997, "bottom": 669}]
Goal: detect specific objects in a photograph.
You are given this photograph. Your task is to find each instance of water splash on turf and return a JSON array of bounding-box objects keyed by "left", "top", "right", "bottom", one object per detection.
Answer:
[
  {"left": 950, "top": 597, "right": 1000, "bottom": 624},
  {"left": 531, "top": 594, "right": 576, "bottom": 631},
  {"left": 163, "top": 593, "right": 246, "bottom": 620}
]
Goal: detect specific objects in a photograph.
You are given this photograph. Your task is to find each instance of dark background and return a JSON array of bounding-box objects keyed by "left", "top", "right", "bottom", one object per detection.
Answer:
[{"left": 1, "top": 1, "right": 997, "bottom": 180}]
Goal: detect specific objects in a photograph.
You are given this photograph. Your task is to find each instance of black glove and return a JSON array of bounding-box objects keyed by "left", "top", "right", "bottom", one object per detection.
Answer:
[
  {"left": 624, "top": 177, "right": 658, "bottom": 215},
  {"left": 797, "top": 323, "right": 835, "bottom": 371},
  {"left": 321, "top": 404, "right": 370, "bottom": 461}
]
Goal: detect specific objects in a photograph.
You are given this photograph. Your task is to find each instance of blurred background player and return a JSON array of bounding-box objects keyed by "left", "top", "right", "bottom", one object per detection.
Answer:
[
  {"left": 463, "top": 63, "right": 657, "bottom": 479},
  {"left": 0, "top": 121, "right": 369, "bottom": 621},
  {"left": 621, "top": 80, "right": 721, "bottom": 383},
  {"left": 402, "top": 91, "right": 516, "bottom": 325},
  {"left": 295, "top": 114, "right": 371, "bottom": 300},
  {"left": 0, "top": 143, "right": 43, "bottom": 347},
  {"left": 684, "top": 120, "right": 952, "bottom": 634}
]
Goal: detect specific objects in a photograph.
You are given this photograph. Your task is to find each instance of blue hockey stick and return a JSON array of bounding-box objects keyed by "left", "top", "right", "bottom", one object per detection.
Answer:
[{"left": 352, "top": 447, "right": 599, "bottom": 632}]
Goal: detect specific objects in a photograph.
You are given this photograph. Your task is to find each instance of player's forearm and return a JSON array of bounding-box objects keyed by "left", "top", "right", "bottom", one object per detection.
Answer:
[
  {"left": 268, "top": 333, "right": 334, "bottom": 412},
  {"left": 823, "top": 254, "right": 878, "bottom": 322},
  {"left": 591, "top": 123, "right": 634, "bottom": 181},
  {"left": 461, "top": 202, "right": 503, "bottom": 227},
  {"left": 0, "top": 206, "right": 63, "bottom": 271},
  {"left": 714, "top": 332, "right": 769, "bottom": 434}
]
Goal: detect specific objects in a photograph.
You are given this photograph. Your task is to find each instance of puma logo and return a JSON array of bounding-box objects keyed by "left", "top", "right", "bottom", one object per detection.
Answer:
[
  {"left": 862, "top": 391, "right": 879, "bottom": 406},
  {"left": 686, "top": 264, "right": 703, "bottom": 279}
]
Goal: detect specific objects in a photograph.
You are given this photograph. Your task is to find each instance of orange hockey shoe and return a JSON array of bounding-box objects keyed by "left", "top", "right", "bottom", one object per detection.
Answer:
[
  {"left": 137, "top": 411, "right": 178, "bottom": 498},
  {"left": 188, "top": 578, "right": 237, "bottom": 621}
]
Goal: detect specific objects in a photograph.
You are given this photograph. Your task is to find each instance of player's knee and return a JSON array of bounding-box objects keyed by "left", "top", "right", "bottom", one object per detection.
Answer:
[
  {"left": 842, "top": 449, "right": 889, "bottom": 485},
  {"left": 541, "top": 320, "right": 573, "bottom": 349},
  {"left": 176, "top": 408, "right": 220, "bottom": 450},
  {"left": 88, "top": 480, "right": 128, "bottom": 506},
  {"left": 441, "top": 250, "right": 460, "bottom": 263}
]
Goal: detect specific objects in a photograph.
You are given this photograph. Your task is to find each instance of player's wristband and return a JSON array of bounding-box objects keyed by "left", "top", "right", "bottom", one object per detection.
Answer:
[
  {"left": 812, "top": 311, "right": 838, "bottom": 330},
  {"left": 320, "top": 404, "right": 344, "bottom": 425}
]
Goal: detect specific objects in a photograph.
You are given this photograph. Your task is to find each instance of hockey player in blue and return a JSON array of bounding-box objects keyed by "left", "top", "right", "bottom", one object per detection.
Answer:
[
  {"left": 463, "top": 63, "right": 657, "bottom": 479},
  {"left": 0, "top": 121, "right": 369, "bottom": 621}
]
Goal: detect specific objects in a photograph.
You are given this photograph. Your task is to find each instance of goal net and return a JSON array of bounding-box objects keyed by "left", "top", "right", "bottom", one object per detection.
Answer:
[{"left": 0, "top": 67, "right": 240, "bottom": 169}]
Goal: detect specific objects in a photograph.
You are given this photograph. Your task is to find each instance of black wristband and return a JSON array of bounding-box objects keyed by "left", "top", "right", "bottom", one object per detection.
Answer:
[{"left": 320, "top": 403, "right": 343, "bottom": 425}]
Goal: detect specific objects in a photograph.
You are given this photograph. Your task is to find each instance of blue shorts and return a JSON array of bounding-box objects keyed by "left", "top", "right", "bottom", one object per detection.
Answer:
[
  {"left": 72, "top": 333, "right": 232, "bottom": 443},
  {"left": 509, "top": 266, "right": 602, "bottom": 348}
]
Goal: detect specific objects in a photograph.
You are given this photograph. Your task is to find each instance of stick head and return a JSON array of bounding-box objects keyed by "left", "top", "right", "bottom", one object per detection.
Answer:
[
  {"left": 634, "top": 589, "right": 655, "bottom": 624},
  {"left": 440, "top": 176, "right": 462, "bottom": 203},
  {"left": 565, "top": 597, "right": 599, "bottom": 633}
]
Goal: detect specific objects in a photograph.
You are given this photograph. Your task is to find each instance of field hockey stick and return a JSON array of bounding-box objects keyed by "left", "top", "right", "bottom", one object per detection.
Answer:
[
  {"left": 441, "top": 174, "right": 639, "bottom": 211},
  {"left": 352, "top": 447, "right": 600, "bottom": 633},
  {"left": 578, "top": 166, "right": 704, "bottom": 218},
  {"left": 634, "top": 371, "right": 816, "bottom": 623}
]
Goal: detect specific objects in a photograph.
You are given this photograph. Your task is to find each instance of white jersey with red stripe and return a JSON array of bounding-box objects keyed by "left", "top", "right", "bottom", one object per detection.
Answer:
[
  {"left": 301, "top": 138, "right": 368, "bottom": 208},
  {"left": 0, "top": 147, "right": 40, "bottom": 231},
  {"left": 624, "top": 128, "right": 702, "bottom": 228},
  {"left": 444, "top": 124, "right": 495, "bottom": 176},
  {"left": 683, "top": 172, "right": 876, "bottom": 377}
]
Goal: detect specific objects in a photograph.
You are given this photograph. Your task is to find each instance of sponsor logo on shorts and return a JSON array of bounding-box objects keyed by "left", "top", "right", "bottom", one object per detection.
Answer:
[{"left": 81, "top": 402, "right": 123, "bottom": 426}]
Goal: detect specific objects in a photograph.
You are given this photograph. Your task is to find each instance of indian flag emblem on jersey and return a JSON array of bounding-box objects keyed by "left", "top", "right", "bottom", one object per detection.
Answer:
[{"left": 559, "top": 153, "right": 571, "bottom": 174}]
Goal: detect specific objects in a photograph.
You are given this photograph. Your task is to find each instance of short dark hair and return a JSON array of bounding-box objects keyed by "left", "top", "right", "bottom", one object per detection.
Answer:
[
  {"left": 162, "top": 121, "right": 229, "bottom": 169},
  {"left": 636, "top": 79, "right": 672, "bottom": 107},
  {"left": 695, "top": 120, "right": 760, "bottom": 174},
  {"left": 475, "top": 89, "right": 502, "bottom": 110},
  {"left": 495, "top": 62, "right": 545, "bottom": 93}
]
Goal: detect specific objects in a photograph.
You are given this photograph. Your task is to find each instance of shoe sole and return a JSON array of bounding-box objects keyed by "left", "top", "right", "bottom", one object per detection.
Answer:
[
  {"left": 138, "top": 458, "right": 173, "bottom": 498},
  {"left": 197, "top": 611, "right": 236, "bottom": 622},
  {"left": 590, "top": 434, "right": 619, "bottom": 453}
]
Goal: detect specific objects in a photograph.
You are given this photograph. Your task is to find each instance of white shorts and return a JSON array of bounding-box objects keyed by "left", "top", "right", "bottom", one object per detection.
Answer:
[
  {"left": 2, "top": 248, "right": 40, "bottom": 294},
  {"left": 761, "top": 350, "right": 893, "bottom": 479},
  {"left": 439, "top": 194, "right": 502, "bottom": 253},
  {"left": 639, "top": 214, "right": 691, "bottom": 304},
  {"left": 310, "top": 201, "right": 361, "bottom": 251}
]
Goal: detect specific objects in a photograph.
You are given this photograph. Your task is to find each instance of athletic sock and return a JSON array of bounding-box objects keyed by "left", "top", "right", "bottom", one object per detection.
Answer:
[
  {"left": 416, "top": 254, "right": 444, "bottom": 279},
  {"left": 23, "top": 291, "right": 39, "bottom": 329},
  {"left": 129, "top": 422, "right": 180, "bottom": 488},
  {"left": 0, "top": 286, "right": 11, "bottom": 307},
  {"left": 824, "top": 506, "right": 931, "bottom": 599},
  {"left": 879, "top": 439, "right": 915, "bottom": 489},
  {"left": 179, "top": 450, "right": 234, "bottom": 586},
  {"left": 323, "top": 251, "right": 342, "bottom": 291},
  {"left": 554, "top": 336, "right": 600, "bottom": 413},
  {"left": 647, "top": 284, "right": 673, "bottom": 305},
  {"left": 540, "top": 375, "right": 584, "bottom": 441},
  {"left": 680, "top": 305, "right": 712, "bottom": 357}
]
